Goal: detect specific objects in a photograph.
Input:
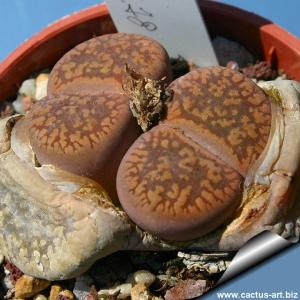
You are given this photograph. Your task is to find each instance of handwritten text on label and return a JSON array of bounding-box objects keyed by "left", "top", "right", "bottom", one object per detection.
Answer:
[{"left": 106, "top": 0, "right": 219, "bottom": 67}]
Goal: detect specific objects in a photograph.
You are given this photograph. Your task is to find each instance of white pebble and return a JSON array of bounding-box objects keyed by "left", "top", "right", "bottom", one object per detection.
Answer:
[
  {"left": 33, "top": 294, "right": 48, "bottom": 300},
  {"left": 208, "top": 264, "right": 219, "bottom": 273},
  {"left": 133, "top": 270, "right": 156, "bottom": 287},
  {"left": 98, "top": 289, "right": 110, "bottom": 297},
  {"left": 35, "top": 74, "right": 49, "bottom": 100},
  {"left": 117, "top": 283, "right": 132, "bottom": 299},
  {"left": 12, "top": 95, "right": 24, "bottom": 114},
  {"left": 98, "top": 283, "right": 132, "bottom": 299},
  {"left": 19, "top": 78, "right": 36, "bottom": 98}
]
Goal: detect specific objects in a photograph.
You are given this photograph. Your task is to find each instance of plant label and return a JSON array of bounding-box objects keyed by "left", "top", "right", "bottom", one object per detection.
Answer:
[{"left": 105, "top": 0, "right": 219, "bottom": 67}]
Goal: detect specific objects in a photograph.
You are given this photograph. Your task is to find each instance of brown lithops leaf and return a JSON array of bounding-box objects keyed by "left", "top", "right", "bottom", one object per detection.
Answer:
[
  {"left": 117, "top": 126, "right": 242, "bottom": 241},
  {"left": 164, "top": 67, "right": 272, "bottom": 174},
  {"left": 24, "top": 92, "right": 140, "bottom": 199},
  {"left": 48, "top": 33, "right": 172, "bottom": 96}
]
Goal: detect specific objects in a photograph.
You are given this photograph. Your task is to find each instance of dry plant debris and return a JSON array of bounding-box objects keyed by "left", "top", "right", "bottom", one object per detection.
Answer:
[{"left": 123, "top": 64, "right": 173, "bottom": 132}]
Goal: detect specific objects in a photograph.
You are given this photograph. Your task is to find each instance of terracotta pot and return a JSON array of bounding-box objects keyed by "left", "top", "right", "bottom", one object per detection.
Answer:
[{"left": 0, "top": 0, "right": 300, "bottom": 101}]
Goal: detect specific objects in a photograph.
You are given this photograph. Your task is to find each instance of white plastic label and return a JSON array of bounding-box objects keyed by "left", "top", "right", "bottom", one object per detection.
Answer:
[{"left": 105, "top": 0, "right": 218, "bottom": 67}]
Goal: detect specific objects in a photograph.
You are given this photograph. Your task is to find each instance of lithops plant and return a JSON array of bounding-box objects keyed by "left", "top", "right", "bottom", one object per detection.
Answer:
[
  {"left": 0, "top": 32, "right": 299, "bottom": 281},
  {"left": 16, "top": 33, "right": 172, "bottom": 200},
  {"left": 118, "top": 67, "right": 271, "bottom": 241},
  {"left": 117, "top": 68, "right": 300, "bottom": 248}
]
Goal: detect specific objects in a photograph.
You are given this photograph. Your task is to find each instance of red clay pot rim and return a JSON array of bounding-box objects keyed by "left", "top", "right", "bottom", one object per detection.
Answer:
[{"left": 0, "top": 1, "right": 299, "bottom": 78}]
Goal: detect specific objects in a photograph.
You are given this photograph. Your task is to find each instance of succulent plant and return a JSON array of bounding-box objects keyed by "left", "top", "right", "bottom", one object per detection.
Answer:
[{"left": 0, "top": 33, "right": 299, "bottom": 280}]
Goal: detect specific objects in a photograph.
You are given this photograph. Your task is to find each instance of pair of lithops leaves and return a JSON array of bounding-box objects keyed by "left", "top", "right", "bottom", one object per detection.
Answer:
[{"left": 0, "top": 33, "right": 299, "bottom": 280}]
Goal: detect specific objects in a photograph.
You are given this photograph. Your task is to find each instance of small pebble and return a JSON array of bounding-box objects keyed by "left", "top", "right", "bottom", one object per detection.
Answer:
[
  {"left": 131, "top": 283, "right": 149, "bottom": 300},
  {"left": 98, "top": 283, "right": 132, "bottom": 299},
  {"left": 57, "top": 289, "right": 75, "bottom": 300},
  {"left": 98, "top": 290, "right": 118, "bottom": 300},
  {"left": 131, "top": 283, "right": 162, "bottom": 300},
  {"left": 35, "top": 73, "right": 49, "bottom": 100},
  {"left": 19, "top": 78, "right": 36, "bottom": 98},
  {"left": 49, "top": 285, "right": 62, "bottom": 300},
  {"left": 281, "top": 222, "right": 294, "bottom": 239},
  {"left": 208, "top": 264, "right": 219, "bottom": 273},
  {"left": 118, "top": 283, "right": 133, "bottom": 299},
  {"left": 164, "top": 279, "right": 208, "bottom": 300},
  {"left": 226, "top": 60, "right": 239, "bottom": 71},
  {"left": 15, "top": 275, "right": 50, "bottom": 299},
  {"left": 12, "top": 95, "right": 24, "bottom": 114},
  {"left": 133, "top": 270, "right": 156, "bottom": 287},
  {"left": 33, "top": 294, "right": 48, "bottom": 300}
]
